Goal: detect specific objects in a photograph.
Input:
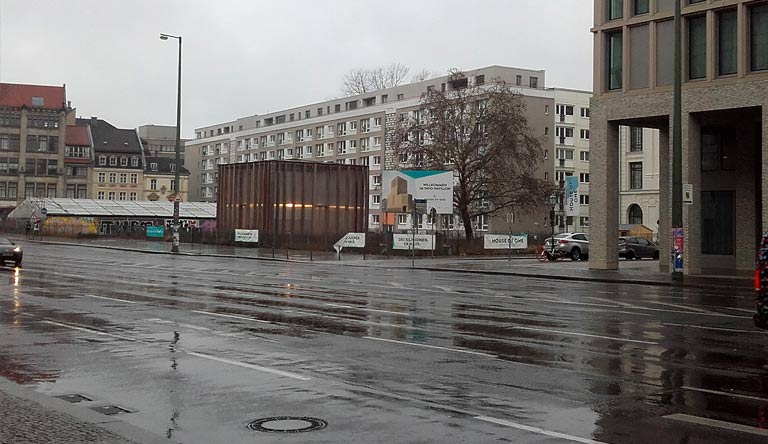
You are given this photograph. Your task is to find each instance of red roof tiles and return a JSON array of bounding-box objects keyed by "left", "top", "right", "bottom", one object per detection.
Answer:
[
  {"left": 65, "top": 125, "right": 90, "bottom": 146},
  {"left": 0, "top": 83, "right": 66, "bottom": 110}
]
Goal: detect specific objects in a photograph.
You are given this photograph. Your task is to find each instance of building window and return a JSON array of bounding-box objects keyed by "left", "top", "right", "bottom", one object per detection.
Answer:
[
  {"left": 131, "top": 156, "right": 139, "bottom": 167},
  {"left": 688, "top": 15, "right": 707, "bottom": 79},
  {"left": 99, "top": 155, "right": 106, "bottom": 166},
  {"left": 120, "top": 173, "right": 127, "bottom": 184},
  {"left": 150, "top": 162, "right": 158, "bottom": 171},
  {"left": 607, "top": 31, "right": 623, "bottom": 90},
  {"left": 474, "top": 215, "right": 489, "bottom": 231},
  {"left": 120, "top": 156, "right": 128, "bottom": 166},
  {"left": 580, "top": 129, "right": 590, "bottom": 139},
  {"left": 751, "top": 4, "right": 768, "bottom": 71},
  {"left": 609, "top": 0, "right": 623, "bottom": 20},
  {"left": 544, "top": 172, "right": 549, "bottom": 181},
  {"left": 98, "top": 172, "right": 106, "bottom": 183},
  {"left": 109, "top": 156, "right": 117, "bottom": 166},
  {"left": 372, "top": 194, "right": 381, "bottom": 205},
  {"left": 529, "top": 76, "right": 538, "bottom": 88},
  {"left": 130, "top": 192, "right": 137, "bottom": 201},
  {"left": 629, "top": 162, "right": 643, "bottom": 189},
  {"left": 628, "top": 204, "right": 643, "bottom": 225},
  {"left": 580, "top": 195, "right": 590, "bottom": 205},
  {"left": 397, "top": 94, "right": 404, "bottom": 101},
  {"left": 579, "top": 173, "right": 590, "bottom": 183},
  {"left": 371, "top": 214, "right": 380, "bottom": 224},
  {"left": 381, "top": 94, "right": 388, "bottom": 104},
  {"left": 130, "top": 173, "right": 138, "bottom": 184},
  {"left": 580, "top": 151, "right": 590, "bottom": 161},
  {"left": 108, "top": 191, "right": 115, "bottom": 200},
  {"left": 630, "top": 127, "right": 643, "bottom": 151},
  {"left": 150, "top": 179, "right": 157, "bottom": 190},
  {"left": 701, "top": 127, "right": 735, "bottom": 171},
  {"left": 702, "top": 191, "right": 734, "bottom": 255},
  {"left": 109, "top": 173, "right": 116, "bottom": 183},
  {"left": 716, "top": 9, "right": 738, "bottom": 76},
  {"left": 581, "top": 107, "right": 590, "bottom": 118},
  {"left": 634, "top": 0, "right": 649, "bottom": 15},
  {"left": 119, "top": 192, "right": 126, "bottom": 201},
  {"left": 97, "top": 191, "right": 105, "bottom": 200},
  {"left": 580, "top": 217, "right": 590, "bottom": 227},
  {"left": 171, "top": 180, "right": 176, "bottom": 191},
  {"left": 398, "top": 214, "right": 408, "bottom": 225},
  {"left": 372, "top": 155, "right": 381, "bottom": 166},
  {"left": 475, "top": 75, "right": 485, "bottom": 86}
]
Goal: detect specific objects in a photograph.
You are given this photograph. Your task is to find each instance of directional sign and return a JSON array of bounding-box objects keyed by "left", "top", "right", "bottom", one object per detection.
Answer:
[
  {"left": 393, "top": 234, "right": 435, "bottom": 250},
  {"left": 235, "top": 229, "right": 259, "bottom": 243},
  {"left": 333, "top": 232, "right": 366, "bottom": 253}
]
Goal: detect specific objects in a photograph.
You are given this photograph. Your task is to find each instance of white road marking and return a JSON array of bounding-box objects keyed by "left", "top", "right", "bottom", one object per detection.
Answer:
[
  {"left": 664, "top": 413, "right": 768, "bottom": 437},
  {"left": 587, "top": 297, "right": 750, "bottom": 319},
  {"left": 509, "top": 326, "right": 658, "bottom": 345},
  {"left": 363, "top": 336, "right": 496, "bottom": 358},
  {"left": 192, "top": 310, "right": 272, "bottom": 324},
  {"left": 187, "top": 351, "right": 310, "bottom": 381},
  {"left": 475, "top": 415, "right": 609, "bottom": 444},
  {"left": 434, "top": 285, "right": 456, "bottom": 293},
  {"left": 389, "top": 281, "right": 405, "bottom": 288},
  {"left": 644, "top": 300, "right": 716, "bottom": 314},
  {"left": 41, "top": 320, "right": 138, "bottom": 342},
  {"left": 82, "top": 294, "right": 138, "bottom": 304},
  {"left": 681, "top": 386, "right": 768, "bottom": 403},
  {"left": 324, "top": 303, "right": 409, "bottom": 316},
  {"left": 663, "top": 323, "right": 768, "bottom": 335},
  {"left": 41, "top": 270, "right": 162, "bottom": 287}
]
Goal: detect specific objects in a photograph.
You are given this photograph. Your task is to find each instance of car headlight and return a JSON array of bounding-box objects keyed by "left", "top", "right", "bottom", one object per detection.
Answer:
[{"left": 13, "top": 247, "right": 20, "bottom": 253}]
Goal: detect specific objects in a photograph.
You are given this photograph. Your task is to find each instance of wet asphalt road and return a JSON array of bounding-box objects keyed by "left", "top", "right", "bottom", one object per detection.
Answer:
[{"left": 1, "top": 242, "right": 767, "bottom": 444}]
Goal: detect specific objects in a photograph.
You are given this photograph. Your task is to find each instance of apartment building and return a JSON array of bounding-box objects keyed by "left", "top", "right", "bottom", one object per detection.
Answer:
[
  {"left": 84, "top": 118, "right": 144, "bottom": 202},
  {"left": 186, "top": 65, "right": 554, "bottom": 236},
  {"left": 63, "top": 122, "right": 92, "bottom": 199},
  {"left": 551, "top": 88, "right": 593, "bottom": 233},
  {"left": 590, "top": 0, "right": 768, "bottom": 275},
  {"left": 138, "top": 124, "right": 186, "bottom": 160},
  {"left": 0, "top": 83, "right": 74, "bottom": 210},
  {"left": 619, "top": 126, "right": 661, "bottom": 236},
  {"left": 143, "top": 156, "right": 189, "bottom": 202}
]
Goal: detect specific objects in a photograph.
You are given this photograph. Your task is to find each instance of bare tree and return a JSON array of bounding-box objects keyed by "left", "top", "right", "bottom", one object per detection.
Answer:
[
  {"left": 411, "top": 68, "right": 435, "bottom": 83},
  {"left": 342, "top": 68, "right": 372, "bottom": 95},
  {"left": 393, "top": 71, "right": 554, "bottom": 240},
  {"left": 341, "top": 63, "right": 411, "bottom": 96}
]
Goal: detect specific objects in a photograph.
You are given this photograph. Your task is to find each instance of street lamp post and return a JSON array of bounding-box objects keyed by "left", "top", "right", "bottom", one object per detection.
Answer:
[
  {"left": 160, "top": 32, "right": 182, "bottom": 254},
  {"left": 548, "top": 194, "right": 558, "bottom": 260}
]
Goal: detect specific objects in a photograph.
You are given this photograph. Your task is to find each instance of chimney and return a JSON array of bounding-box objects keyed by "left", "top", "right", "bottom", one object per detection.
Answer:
[
  {"left": 90, "top": 116, "right": 98, "bottom": 127},
  {"left": 67, "top": 101, "right": 71, "bottom": 109}
]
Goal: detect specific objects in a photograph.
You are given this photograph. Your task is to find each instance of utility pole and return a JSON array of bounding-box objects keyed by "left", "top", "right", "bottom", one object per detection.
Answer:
[{"left": 160, "top": 33, "right": 182, "bottom": 254}]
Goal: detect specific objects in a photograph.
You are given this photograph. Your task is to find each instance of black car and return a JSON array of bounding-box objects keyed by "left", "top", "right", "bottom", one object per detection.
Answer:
[
  {"left": 619, "top": 236, "right": 660, "bottom": 260},
  {"left": 0, "top": 238, "right": 22, "bottom": 266}
]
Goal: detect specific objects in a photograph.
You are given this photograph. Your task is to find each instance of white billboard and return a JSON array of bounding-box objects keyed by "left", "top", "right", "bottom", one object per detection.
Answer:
[
  {"left": 393, "top": 234, "right": 435, "bottom": 250},
  {"left": 235, "top": 229, "right": 259, "bottom": 243},
  {"left": 381, "top": 170, "right": 453, "bottom": 214},
  {"left": 483, "top": 234, "right": 528, "bottom": 250},
  {"left": 565, "top": 176, "right": 580, "bottom": 217}
]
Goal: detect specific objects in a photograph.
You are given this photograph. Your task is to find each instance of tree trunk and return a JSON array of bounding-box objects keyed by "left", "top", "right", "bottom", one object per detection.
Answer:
[{"left": 460, "top": 207, "right": 474, "bottom": 240}]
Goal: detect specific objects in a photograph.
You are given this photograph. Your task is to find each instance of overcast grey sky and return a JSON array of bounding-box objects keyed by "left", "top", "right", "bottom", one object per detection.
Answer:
[{"left": 0, "top": 0, "right": 593, "bottom": 137}]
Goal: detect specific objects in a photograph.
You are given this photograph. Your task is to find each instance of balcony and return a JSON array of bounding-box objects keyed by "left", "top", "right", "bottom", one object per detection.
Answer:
[
  {"left": 557, "top": 136, "right": 574, "bottom": 147},
  {"left": 305, "top": 135, "right": 313, "bottom": 142},
  {"left": 557, "top": 114, "right": 575, "bottom": 124}
]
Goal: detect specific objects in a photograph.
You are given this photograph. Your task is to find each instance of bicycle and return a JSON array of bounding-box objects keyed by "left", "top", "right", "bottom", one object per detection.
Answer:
[{"left": 536, "top": 246, "right": 567, "bottom": 262}]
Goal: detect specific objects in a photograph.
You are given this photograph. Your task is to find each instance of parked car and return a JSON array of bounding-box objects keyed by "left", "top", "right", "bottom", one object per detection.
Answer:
[
  {"left": 543, "top": 233, "right": 589, "bottom": 260},
  {"left": 619, "top": 236, "right": 660, "bottom": 260},
  {"left": 0, "top": 238, "right": 22, "bottom": 266}
]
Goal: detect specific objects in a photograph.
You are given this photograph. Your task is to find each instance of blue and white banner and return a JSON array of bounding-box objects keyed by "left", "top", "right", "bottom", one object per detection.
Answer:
[{"left": 564, "top": 176, "right": 580, "bottom": 217}]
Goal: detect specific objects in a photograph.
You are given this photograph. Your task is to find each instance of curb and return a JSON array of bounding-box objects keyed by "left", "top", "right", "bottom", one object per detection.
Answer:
[
  {"left": 25, "top": 239, "right": 752, "bottom": 291},
  {"left": 0, "top": 377, "right": 174, "bottom": 444}
]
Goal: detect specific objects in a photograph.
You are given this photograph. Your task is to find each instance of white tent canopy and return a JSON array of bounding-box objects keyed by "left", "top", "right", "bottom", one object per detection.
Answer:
[{"left": 7, "top": 199, "right": 216, "bottom": 220}]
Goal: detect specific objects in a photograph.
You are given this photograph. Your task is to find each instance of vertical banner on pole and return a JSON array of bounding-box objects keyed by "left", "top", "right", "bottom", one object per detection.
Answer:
[
  {"left": 564, "top": 176, "right": 580, "bottom": 217},
  {"left": 672, "top": 228, "right": 684, "bottom": 272}
]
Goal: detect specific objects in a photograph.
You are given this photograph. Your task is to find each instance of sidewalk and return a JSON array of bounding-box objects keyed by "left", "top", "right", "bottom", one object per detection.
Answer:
[
  {"left": 16, "top": 235, "right": 753, "bottom": 290},
  {"left": 0, "top": 378, "right": 171, "bottom": 444}
]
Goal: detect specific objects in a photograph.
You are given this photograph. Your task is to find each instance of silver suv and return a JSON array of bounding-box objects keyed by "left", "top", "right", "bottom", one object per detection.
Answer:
[{"left": 544, "top": 233, "right": 590, "bottom": 260}]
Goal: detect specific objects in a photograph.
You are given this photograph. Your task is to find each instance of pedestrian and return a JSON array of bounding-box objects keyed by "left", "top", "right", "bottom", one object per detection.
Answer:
[
  {"left": 25, "top": 221, "right": 30, "bottom": 238},
  {"left": 755, "top": 233, "right": 768, "bottom": 330}
]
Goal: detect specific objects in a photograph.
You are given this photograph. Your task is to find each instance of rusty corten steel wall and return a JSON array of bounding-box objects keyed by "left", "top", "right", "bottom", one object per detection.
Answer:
[{"left": 217, "top": 160, "right": 369, "bottom": 240}]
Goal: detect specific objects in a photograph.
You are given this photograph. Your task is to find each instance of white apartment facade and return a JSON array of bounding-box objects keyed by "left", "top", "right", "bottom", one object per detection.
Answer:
[
  {"left": 186, "top": 65, "right": 555, "bottom": 234},
  {"left": 619, "top": 126, "right": 660, "bottom": 237},
  {"left": 551, "top": 88, "right": 592, "bottom": 234}
]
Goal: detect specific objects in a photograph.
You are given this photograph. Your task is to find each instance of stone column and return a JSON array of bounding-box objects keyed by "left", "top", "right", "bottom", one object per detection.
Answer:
[
  {"left": 589, "top": 103, "right": 619, "bottom": 270},
  {"left": 682, "top": 112, "right": 701, "bottom": 275}
]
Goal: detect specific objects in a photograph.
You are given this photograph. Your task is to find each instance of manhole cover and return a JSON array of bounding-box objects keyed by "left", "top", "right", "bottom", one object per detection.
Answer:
[
  {"left": 56, "top": 394, "right": 92, "bottom": 403},
  {"left": 90, "top": 405, "right": 131, "bottom": 416},
  {"left": 246, "top": 416, "right": 327, "bottom": 433}
]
